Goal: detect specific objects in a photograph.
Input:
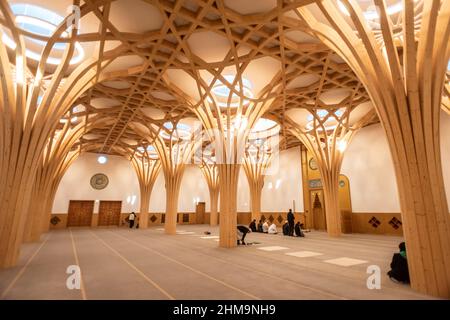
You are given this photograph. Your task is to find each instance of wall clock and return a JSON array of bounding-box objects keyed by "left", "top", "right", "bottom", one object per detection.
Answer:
[
  {"left": 309, "top": 158, "right": 318, "bottom": 170},
  {"left": 90, "top": 173, "right": 109, "bottom": 190}
]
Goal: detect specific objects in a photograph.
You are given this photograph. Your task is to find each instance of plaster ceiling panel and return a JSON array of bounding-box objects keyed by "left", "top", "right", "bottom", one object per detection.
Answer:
[
  {"left": 151, "top": 91, "right": 176, "bottom": 101},
  {"left": 242, "top": 56, "right": 281, "bottom": 97},
  {"left": 224, "top": 0, "right": 276, "bottom": 15},
  {"left": 91, "top": 97, "right": 121, "bottom": 109},
  {"left": 285, "top": 30, "right": 320, "bottom": 44},
  {"left": 165, "top": 69, "right": 201, "bottom": 102},
  {"left": 237, "top": 44, "right": 252, "bottom": 57},
  {"left": 102, "top": 80, "right": 132, "bottom": 89},
  {"left": 77, "top": 10, "right": 101, "bottom": 35},
  {"left": 187, "top": 31, "right": 231, "bottom": 63},
  {"left": 287, "top": 74, "right": 320, "bottom": 89},
  {"left": 349, "top": 101, "right": 374, "bottom": 125},
  {"left": 103, "top": 55, "right": 145, "bottom": 73},
  {"left": 319, "top": 88, "right": 352, "bottom": 105},
  {"left": 109, "top": 0, "right": 164, "bottom": 33},
  {"left": 129, "top": 121, "right": 150, "bottom": 136},
  {"left": 285, "top": 108, "right": 310, "bottom": 127},
  {"left": 83, "top": 133, "right": 102, "bottom": 140},
  {"left": 103, "top": 40, "right": 123, "bottom": 52},
  {"left": 283, "top": 10, "right": 301, "bottom": 21},
  {"left": 141, "top": 107, "right": 166, "bottom": 120},
  {"left": 121, "top": 138, "right": 138, "bottom": 146}
]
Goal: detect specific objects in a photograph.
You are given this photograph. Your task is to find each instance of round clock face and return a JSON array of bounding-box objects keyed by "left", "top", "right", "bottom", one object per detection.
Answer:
[
  {"left": 339, "top": 180, "right": 346, "bottom": 188},
  {"left": 90, "top": 173, "right": 109, "bottom": 190},
  {"left": 309, "top": 158, "right": 318, "bottom": 170}
]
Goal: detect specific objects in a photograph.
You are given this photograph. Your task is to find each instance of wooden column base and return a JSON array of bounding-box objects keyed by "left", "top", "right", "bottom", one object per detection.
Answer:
[
  {"left": 218, "top": 164, "right": 240, "bottom": 248},
  {"left": 139, "top": 212, "right": 149, "bottom": 229}
]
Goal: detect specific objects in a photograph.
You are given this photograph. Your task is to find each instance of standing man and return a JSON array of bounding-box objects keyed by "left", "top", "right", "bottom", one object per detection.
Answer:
[
  {"left": 287, "top": 209, "right": 295, "bottom": 236},
  {"left": 128, "top": 212, "right": 136, "bottom": 229}
]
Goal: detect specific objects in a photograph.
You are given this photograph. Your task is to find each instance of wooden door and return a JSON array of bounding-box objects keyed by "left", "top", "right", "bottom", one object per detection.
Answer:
[
  {"left": 67, "top": 200, "right": 94, "bottom": 227},
  {"left": 311, "top": 191, "right": 326, "bottom": 230},
  {"left": 98, "top": 201, "right": 122, "bottom": 226},
  {"left": 195, "top": 202, "right": 205, "bottom": 224}
]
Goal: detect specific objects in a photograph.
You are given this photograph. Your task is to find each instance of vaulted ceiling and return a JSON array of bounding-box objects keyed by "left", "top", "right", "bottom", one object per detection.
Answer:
[{"left": 4, "top": 0, "right": 404, "bottom": 156}]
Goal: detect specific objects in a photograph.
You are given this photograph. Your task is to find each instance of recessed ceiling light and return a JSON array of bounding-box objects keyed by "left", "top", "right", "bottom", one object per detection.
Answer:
[{"left": 97, "top": 155, "right": 108, "bottom": 164}]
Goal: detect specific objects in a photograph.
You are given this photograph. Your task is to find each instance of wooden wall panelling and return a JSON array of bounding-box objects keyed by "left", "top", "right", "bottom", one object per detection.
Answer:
[{"left": 67, "top": 200, "right": 94, "bottom": 227}]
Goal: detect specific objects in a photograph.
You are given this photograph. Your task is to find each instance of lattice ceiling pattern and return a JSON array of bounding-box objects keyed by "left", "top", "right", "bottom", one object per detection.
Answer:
[{"left": 2, "top": 0, "right": 381, "bottom": 156}]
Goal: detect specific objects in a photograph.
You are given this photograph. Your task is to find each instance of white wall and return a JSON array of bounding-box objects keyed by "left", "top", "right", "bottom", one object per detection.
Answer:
[
  {"left": 261, "top": 146, "right": 304, "bottom": 213},
  {"left": 440, "top": 111, "right": 450, "bottom": 204},
  {"left": 53, "top": 115, "right": 450, "bottom": 215},
  {"left": 342, "top": 111, "right": 450, "bottom": 213},
  {"left": 178, "top": 165, "right": 210, "bottom": 212},
  {"left": 53, "top": 153, "right": 140, "bottom": 213},
  {"left": 54, "top": 156, "right": 211, "bottom": 214},
  {"left": 341, "top": 124, "right": 400, "bottom": 212},
  {"left": 54, "top": 148, "right": 305, "bottom": 214}
]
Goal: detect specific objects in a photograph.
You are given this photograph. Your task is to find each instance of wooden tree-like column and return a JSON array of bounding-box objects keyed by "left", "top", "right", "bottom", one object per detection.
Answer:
[
  {"left": 288, "top": 106, "right": 374, "bottom": 236},
  {"left": 199, "top": 161, "right": 220, "bottom": 226},
  {"left": 243, "top": 140, "right": 273, "bottom": 222},
  {"left": 0, "top": 0, "right": 132, "bottom": 267},
  {"left": 130, "top": 149, "right": 161, "bottom": 229},
  {"left": 295, "top": 0, "right": 450, "bottom": 297},
  {"left": 186, "top": 62, "right": 282, "bottom": 248},
  {"left": 23, "top": 114, "right": 112, "bottom": 242},
  {"left": 151, "top": 121, "right": 198, "bottom": 235}
]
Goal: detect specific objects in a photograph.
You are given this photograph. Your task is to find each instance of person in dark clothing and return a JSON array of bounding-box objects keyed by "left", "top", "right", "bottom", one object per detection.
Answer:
[
  {"left": 287, "top": 209, "right": 295, "bottom": 236},
  {"left": 257, "top": 220, "right": 263, "bottom": 233},
  {"left": 387, "top": 242, "right": 410, "bottom": 284},
  {"left": 237, "top": 225, "right": 251, "bottom": 245},
  {"left": 282, "top": 221, "right": 289, "bottom": 236},
  {"left": 128, "top": 212, "right": 136, "bottom": 229},
  {"left": 295, "top": 222, "right": 305, "bottom": 237},
  {"left": 249, "top": 219, "right": 257, "bottom": 232}
]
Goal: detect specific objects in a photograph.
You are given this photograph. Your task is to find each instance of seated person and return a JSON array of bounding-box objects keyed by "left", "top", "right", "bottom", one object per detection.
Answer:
[
  {"left": 262, "top": 220, "right": 269, "bottom": 233},
  {"left": 237, "top": 225, "right": 251, "bottom": 245},
  {"left": 282, "top": 221, "right": 289, "bottom": 236},
  {"left": 257, "top": 220, "right": 263, "bottom": 233},
  {"left": 268, "top": 222, "right": 278, "bottom": 234},
  {"left": 249, "top": 219, "right": 257, "bottom": 232},
  {"left": 294, "top": 221, "right": 305, "bottom": 237},
  {"left": 387, "top": 242, "right": 410, "bottom": 284}
]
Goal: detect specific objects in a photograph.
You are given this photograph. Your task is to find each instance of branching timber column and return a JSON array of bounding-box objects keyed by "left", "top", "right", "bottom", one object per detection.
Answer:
[
  {"left": 23, "top": 114, "right": 110, "bottom": 241},
  {"left": 0, "top": 1, "right": 127, "bottom": 268},
  {"left": 152, "top": 119, "right": 198, "bottom": 235},
  {"left": 243, "top": 140, "right": 274, "bottom": 222},
  {"left": 130, "top": 148, "right": 161, "bottom": 229},
  {"left": 195, "top": 93, "right": 278, "bottom": 248},
  {"left": 288, "top": 106, "right": 374, "bottom": 237},
  {"left": 296, "top": 0, "right": 450, "bottom": 298},
  {"left": 200, "top": 161, "right": 220, "bottom": 226}
]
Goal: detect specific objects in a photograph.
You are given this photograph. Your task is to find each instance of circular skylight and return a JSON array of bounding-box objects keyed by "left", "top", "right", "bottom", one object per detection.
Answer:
[
  {"left": 209, "top": 75, "right": 254, "bottom": 108},
  {"left": 1, "top": 4, "right": 84, "bottom": 65},
  {"left": 249, "top": 118, "right": 280, "bottom": 139},
  {"left": 306, "top": 109, "right": 344, "bottom": 132},
  {"left": 159, "top": 122, "right": 192, "bottom": 141},
  {"left": 137, "top": 145, "right": 158, "bottom": 159},
  {"left": 337, "top": 0, "right": 406, "bottom": 20}
]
